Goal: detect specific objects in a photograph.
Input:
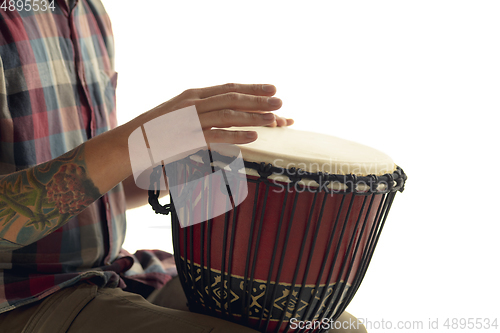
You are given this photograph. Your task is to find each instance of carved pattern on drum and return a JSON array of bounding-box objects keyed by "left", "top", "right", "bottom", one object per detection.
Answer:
[{"left": 181, "top": 258, "right": 351, "bottom": 322}]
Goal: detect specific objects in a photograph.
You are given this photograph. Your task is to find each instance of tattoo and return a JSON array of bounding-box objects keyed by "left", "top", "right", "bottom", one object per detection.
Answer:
[{"left": 0, "top": 144, "right": 101, "bottom": 248}]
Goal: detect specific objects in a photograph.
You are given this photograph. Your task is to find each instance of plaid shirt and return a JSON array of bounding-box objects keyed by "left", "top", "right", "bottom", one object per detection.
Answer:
[{"left": 0, "top": 0, "right": 174, "bottom": 314}]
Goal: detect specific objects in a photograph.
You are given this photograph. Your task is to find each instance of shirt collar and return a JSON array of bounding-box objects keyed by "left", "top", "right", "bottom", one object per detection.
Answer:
[{"left": 57, "top": 0, "right": 78, "bottom": 15}]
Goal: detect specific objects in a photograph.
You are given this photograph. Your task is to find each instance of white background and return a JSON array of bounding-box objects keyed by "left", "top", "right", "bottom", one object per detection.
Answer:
[{"left": 102, "top": 1, "right": 499, "bottom": 332}]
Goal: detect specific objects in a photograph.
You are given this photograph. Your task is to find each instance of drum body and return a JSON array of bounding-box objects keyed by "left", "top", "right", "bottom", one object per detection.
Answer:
[{"left": 150, "top": 128, "right": 407, "bottom": 333}]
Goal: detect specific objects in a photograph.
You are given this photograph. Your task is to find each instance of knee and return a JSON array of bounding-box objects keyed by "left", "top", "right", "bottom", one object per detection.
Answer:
[{"left": 328, "top": 311, "right": 367, "bottom": 333}]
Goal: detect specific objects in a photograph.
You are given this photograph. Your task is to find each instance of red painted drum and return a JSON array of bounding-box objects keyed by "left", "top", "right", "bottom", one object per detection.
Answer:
[{"left": 149, "top": 127, "right": 407, "bottom": 333}]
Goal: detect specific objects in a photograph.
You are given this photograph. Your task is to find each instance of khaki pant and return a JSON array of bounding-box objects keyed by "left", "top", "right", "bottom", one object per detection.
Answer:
[{"left": 0, "top": 277, "right": 367, "bottom": 333}]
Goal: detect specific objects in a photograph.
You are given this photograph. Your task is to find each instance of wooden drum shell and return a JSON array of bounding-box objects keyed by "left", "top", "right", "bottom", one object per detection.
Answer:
[{"left": 172, "top": 165, "right": 401, "bottom": 333}]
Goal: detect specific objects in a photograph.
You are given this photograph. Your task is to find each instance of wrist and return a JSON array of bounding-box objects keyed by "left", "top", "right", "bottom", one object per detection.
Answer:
[{"left": 84, "top": 120, "right": 136, "bottom": 194}]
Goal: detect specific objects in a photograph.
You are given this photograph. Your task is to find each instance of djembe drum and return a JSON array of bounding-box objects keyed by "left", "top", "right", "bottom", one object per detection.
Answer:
[{"left": 148, "top": 127, "right": 406, "bottom": 333}]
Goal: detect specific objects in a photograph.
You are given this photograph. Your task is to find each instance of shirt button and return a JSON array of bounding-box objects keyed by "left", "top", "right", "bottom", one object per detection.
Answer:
[{"left": 105, "top": 202, "right": 110, "bottom": 210}]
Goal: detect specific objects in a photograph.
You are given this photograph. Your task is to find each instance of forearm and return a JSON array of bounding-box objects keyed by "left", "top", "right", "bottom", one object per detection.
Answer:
[{"left": 0, "top": 117, "right": 138, "bottom": 250}]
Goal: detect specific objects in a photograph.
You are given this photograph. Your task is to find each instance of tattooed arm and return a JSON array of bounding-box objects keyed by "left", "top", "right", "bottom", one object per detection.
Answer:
[
  {"left": 0, "top": 124, "right": 133, "bottom": 251},
  {"left": 0, "top": 146, "right": 99, "bottom": 249}
]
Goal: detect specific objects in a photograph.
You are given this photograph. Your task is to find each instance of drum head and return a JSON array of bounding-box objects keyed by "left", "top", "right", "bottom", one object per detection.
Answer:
[{"left": 235, "top": 127, "right": 395, "bottom": 176}]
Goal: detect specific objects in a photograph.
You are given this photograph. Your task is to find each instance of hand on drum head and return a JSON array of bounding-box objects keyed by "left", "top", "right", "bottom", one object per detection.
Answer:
[{"left": 142, "top": 83, "right": 293, "bottom": 144}]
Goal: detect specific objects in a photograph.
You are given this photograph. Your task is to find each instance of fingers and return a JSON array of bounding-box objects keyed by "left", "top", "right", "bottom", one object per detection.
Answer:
[
  {"left": 266, "top": 116, "right": 295, "bottom": 127},
  {"left": 194, "top": 83, "right": 277, "bottom": 99},
  {"left": 201, "top": 111, "right": 293, "bottom": 145},
  {"left": 279, "top": 116, "right": 294, "bottom": 126},
  {"left": 204, "top": 129, "right": 258, "bottom": 144},
  {"left": 199, "top": 110, "right": 276, "bottom": 129},
  {"left": 196, "top": 93, "right": 282, "bottom": 113}
]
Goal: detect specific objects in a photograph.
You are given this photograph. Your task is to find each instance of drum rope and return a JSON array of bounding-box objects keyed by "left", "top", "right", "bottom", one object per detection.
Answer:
[
  {"left": 147, "top": 149, "right": 407, "bottom": 217},
  {"left": 148, "top": 164, "right": 172, "bottom": 215}
]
